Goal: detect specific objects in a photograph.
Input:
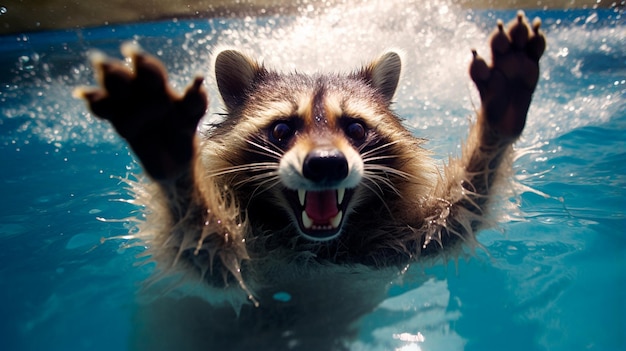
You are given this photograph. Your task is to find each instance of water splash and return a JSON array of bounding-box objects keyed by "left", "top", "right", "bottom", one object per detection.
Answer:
[
  {"left": 1, "top": 2, "right": 624, "bottom": 350},
  {"left": 1, "top": 0, "right": 623, "bottom": 152}
]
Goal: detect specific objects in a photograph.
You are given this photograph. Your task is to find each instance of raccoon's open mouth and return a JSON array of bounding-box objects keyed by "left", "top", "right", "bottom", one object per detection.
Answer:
[{"left": 286, "top": 188, "right": 354, "bottom": 241}]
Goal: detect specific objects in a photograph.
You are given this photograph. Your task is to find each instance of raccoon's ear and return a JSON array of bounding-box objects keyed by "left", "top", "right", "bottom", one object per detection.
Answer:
[
  {"left": 357, "top": 51, "right": 402, "bottom": 104},
  {"left": 214, "top": 50, "right": 265, "bottom": 111}
]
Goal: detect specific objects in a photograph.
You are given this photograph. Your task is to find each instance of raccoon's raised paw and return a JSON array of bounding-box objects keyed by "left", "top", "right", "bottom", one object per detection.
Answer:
[
  {"left": 74, "top": 43, "right": 208, "bottom": 180},
  {"left": 470, "top": 11, "right": 545, "bottom": 140}
]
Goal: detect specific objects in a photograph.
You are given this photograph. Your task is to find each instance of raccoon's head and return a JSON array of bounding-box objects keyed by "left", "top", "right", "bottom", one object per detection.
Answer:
[{"left": 212, "top": 49, "right": 424, "bottom": 243}]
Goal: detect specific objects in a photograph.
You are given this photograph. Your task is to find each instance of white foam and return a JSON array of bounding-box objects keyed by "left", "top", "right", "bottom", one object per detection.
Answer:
[{"left": 2, "top": 0, "right": 623, "bottom": 154}]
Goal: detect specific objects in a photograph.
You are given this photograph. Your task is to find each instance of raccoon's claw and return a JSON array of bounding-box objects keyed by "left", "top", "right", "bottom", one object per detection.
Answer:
[
  {"left": 76, "top": 43, "right": 209, "bottom": 180},
  {"left": 121, "top": 43, "right": 170, "bottom": 95},
  {"left": 180, "top": 76, "right": 209, "bottom": 129},
  {"left": 470, "top": 11, "right": 545, "bottom": 140}
]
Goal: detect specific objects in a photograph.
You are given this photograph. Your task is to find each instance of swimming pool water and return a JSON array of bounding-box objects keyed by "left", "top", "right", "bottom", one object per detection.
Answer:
[{"left": 1, "top": 1, "right": 624, "bottom": 350}]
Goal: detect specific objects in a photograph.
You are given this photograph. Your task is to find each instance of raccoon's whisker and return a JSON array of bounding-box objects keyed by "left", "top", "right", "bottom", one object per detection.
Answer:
[
  {"left": 241, "top": 145, "right": 283, "bottom": 161},
  {"left": 361, "top": 155, "right": 398, "bottom": 163},
  {"left": 246, "top": 178, "right": 282, "bottom": 205},
  {"left": 362, "top": 164, "right": 418, "bottom": 182},
  {"left": 359, "top": 140, "right": 403, "bottom": 158},
  {"left": 364, "top": 173, "right": 398, "bottom": 197},
  {"left": 206, "top": 163, "right": 279, "bottom": 178},
  {"left": 245, "top": 139, "right": 284, "bottom": 160},
  {"left": 233, "top": 171, "right": 280, "bottom": 188},
  {"left": 362, "top": 172, "right": 403, "bottom": 197},
  {"left": 361, "top": 175, "right": 386, "bottom": 198},
  {"left": 359, "top": 179, "right": 394, "bottom": 216}
]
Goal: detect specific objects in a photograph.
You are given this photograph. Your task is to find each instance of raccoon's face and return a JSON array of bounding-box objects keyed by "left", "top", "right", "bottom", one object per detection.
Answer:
[
  {"left": 213, "top": 49, "right": 409, "bottom": 241},
  {"left": 272, "top": 109, "right": 366, "bottom": 241}
]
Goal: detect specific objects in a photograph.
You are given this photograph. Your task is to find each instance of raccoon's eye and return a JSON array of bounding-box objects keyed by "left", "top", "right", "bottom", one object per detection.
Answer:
[
  {"left": 345, "top": 122, "right": 366, "bottom": 142},
  {"left": 270, "top": 122, "right": 294, "bottom": 144}
]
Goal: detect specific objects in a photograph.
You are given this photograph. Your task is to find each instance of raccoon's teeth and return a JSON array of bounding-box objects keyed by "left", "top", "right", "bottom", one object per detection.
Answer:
[
  {"left": 337, "top": 188, "right": 345, "bottom": 205},
  {"left": 330, "top": 211, "right": 343, "bottom": 229},
  {"left": 301, "top": 210, "right": 343, "bottom": 230},
  {"left": 302, "top": 210, "right": 313, "bottom": 229},
  {"left": 298, "top": 189, "right": 306, "bottom": 206}
]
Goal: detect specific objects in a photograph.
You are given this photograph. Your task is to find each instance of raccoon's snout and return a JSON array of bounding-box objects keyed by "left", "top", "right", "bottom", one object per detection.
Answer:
[
  {"left": 302, "top": 148, "right": 349, "bottom": 184},
  {"left": 278, "top": 146, "right": 359, "bottom": 242}
]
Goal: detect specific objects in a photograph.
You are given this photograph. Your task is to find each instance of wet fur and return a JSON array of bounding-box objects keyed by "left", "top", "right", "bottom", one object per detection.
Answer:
[{"left": 76, "top": 13, "right": 545, "bottom": 351}]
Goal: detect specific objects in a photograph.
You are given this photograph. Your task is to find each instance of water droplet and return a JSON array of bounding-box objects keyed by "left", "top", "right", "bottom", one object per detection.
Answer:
[
  {"left": 273, "top": 291, "right": 292, "bottom": 302},
  {"left": 0, "top": 6, "right": 7, "bottom": 15},
  {"left": 584, "top": 12, "right": 598, "bottom": 25},
  {"left": 66, "top": 233, "right": 100, "bottom": 250}
]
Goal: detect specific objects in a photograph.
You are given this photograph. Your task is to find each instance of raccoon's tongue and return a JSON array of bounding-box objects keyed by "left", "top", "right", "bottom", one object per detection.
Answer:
[{"left": 304, "top": 190, "right": 339, "bottom": 223}]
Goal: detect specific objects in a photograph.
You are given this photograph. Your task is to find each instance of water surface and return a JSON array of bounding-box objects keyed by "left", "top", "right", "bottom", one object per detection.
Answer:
[{"left": 0, "top": 1, "right": 624, "bottom": 350}]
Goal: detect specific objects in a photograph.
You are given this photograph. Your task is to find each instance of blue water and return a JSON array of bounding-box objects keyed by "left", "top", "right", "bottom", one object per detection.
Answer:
[{"left": 1, "top": 1, "right": 624, "bottom": 350}]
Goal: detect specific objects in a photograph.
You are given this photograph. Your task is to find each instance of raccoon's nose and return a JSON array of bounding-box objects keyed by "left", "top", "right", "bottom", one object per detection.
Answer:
[{"left": 303, "top": 148, "right": 349, "bottom": 183}]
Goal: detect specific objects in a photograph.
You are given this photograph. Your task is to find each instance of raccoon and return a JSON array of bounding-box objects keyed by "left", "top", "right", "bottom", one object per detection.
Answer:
[{"left": 75, "top": 12, "right": 544, "bottom": 351}]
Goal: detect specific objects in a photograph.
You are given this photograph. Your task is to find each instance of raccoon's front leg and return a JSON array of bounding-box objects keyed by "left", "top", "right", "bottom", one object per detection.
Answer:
[
  {"left": 75, "top": 43, "right": 207, "bottom": 182},
  {"left": 75, "top": 43, "right": 212, "bottom": 227},
  {"left": 422, "top": 13, "right": 545, "bottom": 254},
  {"left": 470, "top": 12, "right": 545, "bottom": 140},
  {"left": 76, "top": 45, "right": 253, "bottom": 293}
]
